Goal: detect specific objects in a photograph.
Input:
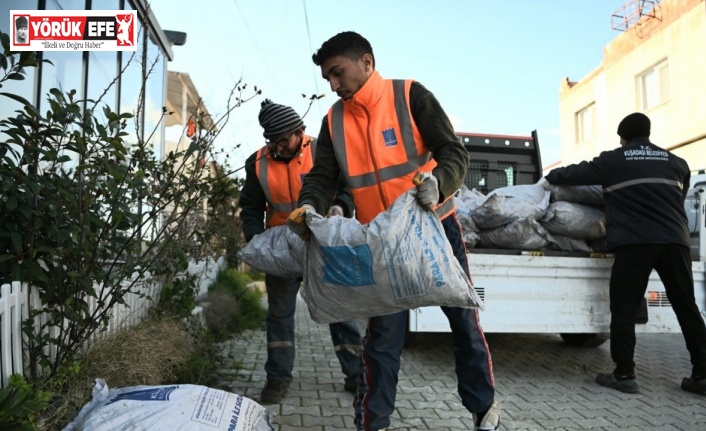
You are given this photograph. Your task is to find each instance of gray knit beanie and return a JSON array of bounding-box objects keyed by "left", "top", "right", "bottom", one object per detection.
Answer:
[{"left": 258, "top": 99, "right": 304, "bottom": 141}]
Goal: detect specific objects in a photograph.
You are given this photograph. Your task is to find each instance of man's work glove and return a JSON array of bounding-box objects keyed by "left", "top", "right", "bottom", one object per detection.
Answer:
[
  {"left": 326, "top": 205, "right": 344, "bottom": 218},
  {"left": 287, "top": 204, "right": 315, "bottom": 241},
  {"left": 413, "top": 171, "right": 439, "bottom": 211},
  {"left": 537, "top": 177, "right": 551, "bottom": 190}
]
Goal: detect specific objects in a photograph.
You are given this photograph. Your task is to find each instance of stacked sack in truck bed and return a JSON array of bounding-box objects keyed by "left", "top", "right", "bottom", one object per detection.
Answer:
[{"left": 455, "top": 182, "right": 607, "bottom": 252}]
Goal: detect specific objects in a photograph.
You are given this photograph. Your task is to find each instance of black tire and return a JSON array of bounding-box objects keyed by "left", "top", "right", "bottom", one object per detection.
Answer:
[{"left": 559, "top": 333, "right": 609, "bottom": 347}]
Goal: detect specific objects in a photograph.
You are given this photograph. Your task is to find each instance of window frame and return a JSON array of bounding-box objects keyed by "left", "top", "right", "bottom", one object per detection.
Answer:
[
  {"left": 575, "top": 102, "right": 596, "bottom": 145},
  {"left": 637, "top": 58, "right": 670, "bottom": 111}
]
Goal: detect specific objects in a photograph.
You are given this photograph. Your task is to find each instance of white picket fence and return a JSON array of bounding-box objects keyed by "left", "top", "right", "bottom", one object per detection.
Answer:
[
  {"left": 0, "top": 257, "right": 224, "bottom": 388},
  {"left": 0, "top": 278, "right": 161, "bottom": 389}
]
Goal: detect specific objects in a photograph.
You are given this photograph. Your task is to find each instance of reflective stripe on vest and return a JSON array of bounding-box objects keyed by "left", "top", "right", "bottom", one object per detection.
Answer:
[
  {"left": 330, "top": 79, "right": 454, "bottom": 222},
  {"left": 255, "top": 136, "right": 315, "bottom": 227}
]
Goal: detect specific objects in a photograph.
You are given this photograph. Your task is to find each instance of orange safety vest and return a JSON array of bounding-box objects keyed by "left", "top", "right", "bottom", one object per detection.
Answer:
[
  {"left": 328, "top": 72, "right": 455, "bottom": 224},
  {"left": 255, "top": 135, "right": 317, "bottom": 227}
]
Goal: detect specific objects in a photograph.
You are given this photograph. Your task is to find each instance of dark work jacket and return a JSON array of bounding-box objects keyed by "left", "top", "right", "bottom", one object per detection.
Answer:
[
  {"left": 239, "top": 149, "right": 354, "bottom": 242},
  {"left": 545, "top": 138, "right": 690, "bottom": 250}
]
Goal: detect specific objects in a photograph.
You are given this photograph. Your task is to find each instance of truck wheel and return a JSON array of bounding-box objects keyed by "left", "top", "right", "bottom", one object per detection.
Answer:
[{"left": 559, "top": 333, "right": 609, "bottom": 347}]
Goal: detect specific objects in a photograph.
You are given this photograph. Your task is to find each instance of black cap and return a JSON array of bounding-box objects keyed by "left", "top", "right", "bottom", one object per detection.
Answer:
[{"left": 617, "top": 112, "right": 651, "bottom": 141}]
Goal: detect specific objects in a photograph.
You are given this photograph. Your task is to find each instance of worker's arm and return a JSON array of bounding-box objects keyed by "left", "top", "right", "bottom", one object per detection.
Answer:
[
  {"left": 238, "top": 151, "right": 268, "bottom": 242},
  {"left": 409, "top": 82, "right": 469, "bottom": 203},
  {"left": 545, "top": 153, "right": 608, "bottom": 186},
  {"left": 297, "top": 115, "right": 343, "bottom": 215}
]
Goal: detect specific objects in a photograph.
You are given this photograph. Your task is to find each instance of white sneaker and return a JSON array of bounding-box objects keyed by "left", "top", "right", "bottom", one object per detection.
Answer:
[{"left": 476, "top": 400, "right": 501, "bottom": 430}]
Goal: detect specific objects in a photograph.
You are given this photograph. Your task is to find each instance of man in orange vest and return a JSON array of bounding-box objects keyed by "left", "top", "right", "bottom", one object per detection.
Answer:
[
  {"left": 239, "top": 99, "right": 363, "bottom": 404},
  {"left": 287, "top": 32, "right": 500, "bottom": 431}
]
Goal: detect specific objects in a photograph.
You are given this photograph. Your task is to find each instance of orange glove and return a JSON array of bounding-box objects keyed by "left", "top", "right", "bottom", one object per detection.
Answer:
[{"left": 286, "top": 205, "right": 314, "bottom": 241}]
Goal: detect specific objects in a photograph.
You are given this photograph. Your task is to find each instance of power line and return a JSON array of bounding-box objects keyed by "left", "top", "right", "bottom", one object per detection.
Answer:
[
  {"left": 301, "top": 0, "right": 322, "bottom": 121},
  {"left": 231, "top": 0, "right": 283, "bottom": 96}
]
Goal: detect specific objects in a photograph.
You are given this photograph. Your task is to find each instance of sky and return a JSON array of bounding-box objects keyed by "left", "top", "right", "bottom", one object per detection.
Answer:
[{"left": 150, "top": 0, "right": 622, "bottom": 177}]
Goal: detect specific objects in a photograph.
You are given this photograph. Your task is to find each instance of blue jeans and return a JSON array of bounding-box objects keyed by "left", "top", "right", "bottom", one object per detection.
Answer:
[
  {"left": 264, "top": 274, "right": 363, "bottom": 382},
  {"left": 353, "top": 213, "right": 496, "bottom": 431}
]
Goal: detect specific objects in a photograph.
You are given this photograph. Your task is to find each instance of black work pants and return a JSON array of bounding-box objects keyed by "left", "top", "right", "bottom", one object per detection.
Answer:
[{"left": 609, "top": 243, "right": 706, "bottom": 377}]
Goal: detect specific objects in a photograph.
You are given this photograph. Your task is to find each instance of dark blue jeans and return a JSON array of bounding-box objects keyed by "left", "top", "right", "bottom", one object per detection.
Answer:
[
  {"left": 353, "top": 213, "right": 496, "bottom": 431},
  {"left": 264, "top": 274, "right": 363, "bottom": 382}
]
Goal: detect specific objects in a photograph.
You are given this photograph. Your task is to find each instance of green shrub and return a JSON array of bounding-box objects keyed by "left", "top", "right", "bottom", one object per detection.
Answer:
[
  {"left": 0, "top": 375, "right": 49, "bottom": 431},
  {"left": 157, "top": 273, "right": 199, "bottom": 317},
  {"left": 207, "top": 269, "right": 266, "bottom": 334}
]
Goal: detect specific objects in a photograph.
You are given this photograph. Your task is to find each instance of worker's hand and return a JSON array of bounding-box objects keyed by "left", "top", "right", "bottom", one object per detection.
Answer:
[
  {"left": 537, "top": 177, "right": 551, "bottom": 190},
  {"left": 286, "top": 204, "right": 315, "bottom": 241},
  {"left": 414, "top": 172, "right": 440, "bottom": 211},
  {"left": 326, "top": 205, "right": 344, "bottom": 218}
]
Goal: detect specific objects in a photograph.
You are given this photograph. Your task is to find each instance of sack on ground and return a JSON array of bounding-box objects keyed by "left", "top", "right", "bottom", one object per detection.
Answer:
[
  {"left": 300, "top": 189, "right": 483, "bottom": 324},
  {"left": 63, "top": 379, "right": 274, "bottom": 431},
  {"left": 237, "top": 225, "right": 304, "bottom": 277}
]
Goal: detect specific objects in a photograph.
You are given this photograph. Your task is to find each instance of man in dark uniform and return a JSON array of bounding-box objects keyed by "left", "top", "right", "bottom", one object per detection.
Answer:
[{"left": 544, "top": 112, "right": 706, "bottom": 395}]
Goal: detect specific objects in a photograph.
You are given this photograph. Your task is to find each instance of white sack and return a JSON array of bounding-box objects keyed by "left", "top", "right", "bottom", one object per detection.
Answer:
[
  {"left": 63, "top": 379, "right": 274, "bottom": 431},
  {"left": 471, "top": 184, "right": 550, "bottom": 229},
  {"left": 541, "top": 201, "right": 606, "bottom": 240},
  {"left": 454, "top": 185, "right": 486, "bottom": 225},
  {"left": 237, "top": 225, "right": 304, "bottom": 278},
  {"left": 300, "top": 190, "right": 483, "bottom": 324}
]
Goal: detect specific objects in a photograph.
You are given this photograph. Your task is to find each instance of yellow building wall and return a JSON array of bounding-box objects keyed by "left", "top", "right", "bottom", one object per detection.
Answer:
[{"left": 558, "top": 0, "right": 706, "bottom": 174}]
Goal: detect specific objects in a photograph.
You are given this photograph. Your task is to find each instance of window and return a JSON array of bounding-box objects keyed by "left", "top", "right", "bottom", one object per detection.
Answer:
[
  {"left": 576, "top": 103, "right": 596, "bottom": 144},
  {"left": 637, "top": 59, "right": 670, "bottom": 110}
]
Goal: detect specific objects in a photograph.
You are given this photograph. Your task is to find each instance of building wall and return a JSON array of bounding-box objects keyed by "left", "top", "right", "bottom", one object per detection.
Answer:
[{"left": 558, "top": 0, "right": 706, "bottom": 174}]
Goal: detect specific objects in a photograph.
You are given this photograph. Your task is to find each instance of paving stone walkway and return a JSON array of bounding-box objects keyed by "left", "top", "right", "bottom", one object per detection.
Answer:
[{"left": 218, "top": 296, "right": 706, "bottom": 430}]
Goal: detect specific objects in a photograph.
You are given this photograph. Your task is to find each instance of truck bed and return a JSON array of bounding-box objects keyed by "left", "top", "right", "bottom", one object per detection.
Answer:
[{"left": 409, "top": 252, "right": 706, "bottom": 334}]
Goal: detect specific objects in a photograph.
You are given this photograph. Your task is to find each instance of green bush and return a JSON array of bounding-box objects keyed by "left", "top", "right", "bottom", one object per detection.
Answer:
[
  {"left": 0, "top": 375, "right": 49, "bottom": 431},
  {"left": 207, "top": 269, "right": 266, "bottom": 334}
]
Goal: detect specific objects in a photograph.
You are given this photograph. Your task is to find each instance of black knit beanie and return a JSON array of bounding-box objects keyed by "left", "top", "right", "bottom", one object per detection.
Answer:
[
  {"left": 617, "top": 112, "right": 651, "bottom": 141},
  {"left": 258, "top": 99, "right": 304, "bottom": 141}
]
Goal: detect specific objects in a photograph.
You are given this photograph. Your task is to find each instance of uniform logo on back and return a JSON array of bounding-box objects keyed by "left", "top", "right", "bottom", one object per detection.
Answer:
[{"left": 624, "top": 145, "right": 668, "bottom": 161}]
